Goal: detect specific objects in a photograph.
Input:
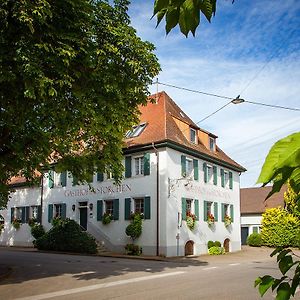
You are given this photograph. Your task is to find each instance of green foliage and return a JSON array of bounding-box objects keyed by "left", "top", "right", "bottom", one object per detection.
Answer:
[
  {"left": 125, "top": 213, "right": 142, "bottom": 241},
  {"left": 28, "top": 218, "right": 38, "bottom": 227},
  {"left": 35, "top": 218, "right": 97, "bottom": 254},
  {"left": 261, "top": 208, "right": 300, "bottom": 248},
  {"left": 255, "top": 248, "right": 300, "bottom": 299},
  {"left": 12, "top": 218, "right": 21, "bottom": 229},
  {"left": 257, "top": 132, "right": 300, "bottom": 199},
  {"left": 125, "top": 243, "right": 141, "bottom": 255},
  {"left": 31, "top": 224, "right": 45, "bottom": 240},
  {"left": 0, "top": 0, "right": 160, "bottom": 207},
  {"left": 186, "top": 215, "right": 196, "bottom": 230},
  {"left": 153, "top": 0, "right": 217, "bottom": 37},
  {"left": 247, "top": 233, "right": 262, "bottom": 247},
  {"left": 207, "top": 240, "right": 221, "bottom": 249},
  {"left": 284, "top": 182, "right": 300, "bottom": 219},
  {"left": 51, "top": 217, "right": 63, "bottom": 227},
  {"left": 208, "top": 246, "right": 225, "bottom": 255},
  {"left": 102, "top": 212, "right": 113, "bottom": 225}
]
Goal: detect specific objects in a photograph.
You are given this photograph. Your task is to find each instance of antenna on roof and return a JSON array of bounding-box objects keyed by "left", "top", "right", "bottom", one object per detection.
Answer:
[{"left": 156, "top": 78, "right": 159, "bottom": 104}]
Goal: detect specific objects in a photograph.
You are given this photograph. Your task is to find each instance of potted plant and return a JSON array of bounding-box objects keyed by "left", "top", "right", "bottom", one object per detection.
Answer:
[
  {"left": 207, "top": 213, "right": 215, "bottom": 226},
  {"left": 224, "top": 214, "right": 232, "bottom": 227},
  {"left": 28, "top": 217, "right": 38, "bottom": 227},
  {"left": 102, "top": 212, "right": 113, "bottom": 225},
  {"left": 186, "top": 211, "right": 196, "bottom": 231},
  {"left": 12, "top": 218, "right": 22, "bottom": 229}
]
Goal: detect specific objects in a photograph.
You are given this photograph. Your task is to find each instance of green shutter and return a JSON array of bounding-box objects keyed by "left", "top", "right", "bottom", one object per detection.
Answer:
[
  {"left": 37, "top": 206, "right": 42, "bottom": 223},
  {"left": 144, "top": 196, "right": 151, "bottom": 219},
  {"left": 61, "top": 203, "right": 67, "bottom": 219},
  {"left": 193, "top": 159, "right": 199, "bottom": 180},
  {"left": 194, "top": 199, "right": 199, "bottom": 221},
  {"left": 61, "top": 171, "right": 67, "bottom": 187},
  {"left": 221, "top": 203, "right": 225, "bottom": 222},
  {"left": 97, "top": 172, "right": 104, "bottom": 182},
  {"left": 230, "top": 204, "right": 234, "bottom": 222},
  {"left": 125, "top": 198, "right": 131, "bottom": 220},
  {"left": 181, "top": 155, "right": 186, "bottom": 177},
  {"left": 72, "top": 175, "right": 78, "bottom": 186},
  {"left": 125, "top": 156, "right": 132, "bottom": 178},
  {"left": 213, "top": 166, "right": 217, "bottom": 185},
  {"left": 11, "top": 208, "right": 14, "bottom": 223},
  {"left": 48, "top": 170, "right": 54, "bottom": 188},
  {"left": 181, "top": 198, "right": 186, "bottom": 220},
  {"left": 25, "top": 206, "right": 30, "bottom": 223},
  {"left": 144, "top": 153, "right": 150, "bottom": 176},
  {"left": 221, "top": 169, "right": 225, "bottom": 187},
  {"left": 97, "top": 200, "right": 103, "bottom": 221},
  {"left": 229, "top": 172, "right": 233, "bottom": 189},
  {"left": 48, "top": 204, "right": 53, "bottom": 223},
  {"left": 214, "top": 202, "right": 218, "bottom": 222},
  {"left": 204, "top": 200, "right": 208, "bottom": 221},
  {"left": 20, "top": 207, "right": 25, "bottom": 223},
  {"left": 113, "top": 199, "right": 119, "bottom": 220},
  {"left": 253, "top": 226, "right": 258, "bottom": 234},
  {"left": 203, "top": 163, "right": 208, "bottom": 183}
]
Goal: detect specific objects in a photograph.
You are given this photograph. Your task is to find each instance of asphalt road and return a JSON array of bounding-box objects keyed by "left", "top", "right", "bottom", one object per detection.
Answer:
[{"left": 0, "top": 247, "right": 297, "bottom": 300}]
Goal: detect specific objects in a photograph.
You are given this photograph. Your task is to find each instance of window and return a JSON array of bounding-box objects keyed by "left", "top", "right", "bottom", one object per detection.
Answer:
[
  {"left": 190, "top": 128, "right": 197, "bottom": 144},
  {"left": 134, "top": 157, "right": 144, "bottom": 176},
  {"left": 134, "top": 198, "right": 144, "bottom": 214},
  {"left": 182, "top": 198, "right": 199, "bottom": 221},
  {"left": 30, "top": 206, "right": 39, "bottom": 219},
  {"left": 207, "top": 165, "right": 213, "bottom": 183},
  {"left": 126, "top": 123, "right": 147, "bottom": 138},
  {"left": 14, "top": 207, "right": 22, "bottom": 220},
  {"left": 186, "top": 199, "right": 192, "bottom": 214},
  {"left": 221, "top": 169, "right": 233, "bottom": 189},
  {"left": 204, "top": 200, "right": 218, "bottom": 222},
  {"left": 54, "top": 204, "right": 63, "bottom": 218},
  {"left": 221, "top": 203, "right": 234, "bottom": 223},
  {"left": 224, "top": 171, "right": 229, "bottom": 187},
  {"left": 209, "top": 137, "right": 215, "bottom": 151},
  {"left": 186, "top": 158, "right": 193, "bottom": 177},
  {"left": 105, "top": 200, "right": 114, "bottom": 215}
]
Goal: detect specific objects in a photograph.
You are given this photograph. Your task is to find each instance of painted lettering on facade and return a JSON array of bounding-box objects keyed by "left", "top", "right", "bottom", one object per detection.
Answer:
[{"left": 64, "top": 184, "right": 131, "bottom": 197}]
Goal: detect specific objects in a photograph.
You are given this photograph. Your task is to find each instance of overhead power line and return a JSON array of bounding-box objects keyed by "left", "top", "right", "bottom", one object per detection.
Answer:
[
  {"left": 153, "top": 81, "right": 300, "bottom": 112},
  {"left": 197, "top": 101, "right": 232, "bottom": 123}
]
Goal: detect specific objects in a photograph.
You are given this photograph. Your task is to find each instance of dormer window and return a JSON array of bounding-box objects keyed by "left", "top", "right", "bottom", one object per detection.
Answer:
[
  {"left": 209, "top": 137, "right": 216, "bottom": 151},
  {"left": 190, "top": 128, "right": 197, "bottom": 144},
  {"left": 126, "top": 123, "right": 147, "bottom": 138}
]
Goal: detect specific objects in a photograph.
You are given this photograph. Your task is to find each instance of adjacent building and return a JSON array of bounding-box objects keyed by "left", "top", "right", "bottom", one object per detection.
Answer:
[
  {"left": 0, "top": 92, "right": 246, "bottom": 256},
  {"left": 240, "top": 186, "right": 285, "bottom": 245}
]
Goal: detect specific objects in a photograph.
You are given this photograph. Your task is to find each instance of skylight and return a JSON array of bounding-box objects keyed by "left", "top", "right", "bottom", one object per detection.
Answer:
[
  {"left": 125, "top": 123, "right": 147, "bottom": 138},
  {"left": 179, "top": 111, "right": 185, "bottom": 118}
]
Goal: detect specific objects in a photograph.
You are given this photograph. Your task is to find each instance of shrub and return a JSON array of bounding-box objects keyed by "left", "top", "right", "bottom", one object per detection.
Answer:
[
  {"left": 247, "top": 233, "right": 262, "bottom": 247},
  {"left": 208, "top": 246, "right": 225, "bottom": 255},
  {"left": 261, "top": 207, "right": 300, "bottom": 247},
  {"left": 35, "top": 219, "right": 97, "bottom": 254},
  {"left": 28, "top": 218, "right": 38, "bottom": 227},
  {"left": 31, "top": 224, "right": 45, "bottom": 240},
  {"left": 125, "top": 213, "right": 142, "bottom": 241},
  {"left": 102, "top": 213, "right": 113, "bottom": 225},
  {"left": 207, "top": 240, "right": 214, "bottom": 249},
  {"left": 207, "top": 240, "right": 221, "bottom": 249},
  {"left": 125, "top": 243, "right": 141, "bottom": 255}
]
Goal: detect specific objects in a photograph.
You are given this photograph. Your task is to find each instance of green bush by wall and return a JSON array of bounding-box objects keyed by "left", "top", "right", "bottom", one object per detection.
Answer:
[
  {"left": 35, "top": 219, "right": 97, "bottom": 254},
  {"left": 247, "top": 233, "right": 262, "bottom": 247},
  {"left": 261, "top": 207, "right": 300, "bottom": 247}
]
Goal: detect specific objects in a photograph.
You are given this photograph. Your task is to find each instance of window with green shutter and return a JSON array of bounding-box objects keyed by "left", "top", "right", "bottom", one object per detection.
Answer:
[
  {"left": 181, "top": 155, "right": 186, "bottom": 177},
  {"left": 48, "top": 204, "right": 53, "bottom": 223},
  {"left": 229, "top": 172, "right": 233, "bottom": 189},
  {"left": 203, "top": 163, "right": 208, "bottom": 183},
  {"left": 213, "top": 166, "right": 217, "bottom": 185},
  {"left": 230, "top": 204, "right": 234, "bottom": 222},
  {"left": 144, "top": 196, "right": 151, "bottom": 219},
  {"left": 61, "top": 203, "right": 67, "bottom": 219},
  {"left": 221, "top": 203, "right": 225, "bottom": 222},
  {"left": 203, "top": 200, "right": 208, "bottom": 221},
  {"left": 97, "top": 200, "right": 103, "bottom": 221},
  {"left": 125, "top": 198, "right": 131, "bottom": 220},
  {"left": 193, "top": 159, "right": 199, "bottom": 180},
  {"left": 221, "top": 169, "right": 225, "bottom": 187},
  {"left": 194, "top": 199, "right": 199, "bottom": 220},
  {"left": 60, "top": 171, "right": 67, "bottom": 187},
  {"left": 125, "top": 156, "right": 132, "bottom": 178},
  {"left": 214, "top": 202, "right": 218, "bottom": 221},
  {"left": 144, "top": 153, "right": 150, "bottom": 176},
  {"left": 48, "top": 170, "right": 54, "bottom": 188},
  {"left": 182, "top": 198, "right": 186, "bottom": 220}
]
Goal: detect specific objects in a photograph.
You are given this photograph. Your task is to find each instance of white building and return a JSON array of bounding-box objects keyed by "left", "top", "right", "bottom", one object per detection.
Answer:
[
  {"left": 0, "top": 92, "right": 246, "bottom": 256},
  {"left": 240, "top": 186, "right": 285, "bottom": 245}
]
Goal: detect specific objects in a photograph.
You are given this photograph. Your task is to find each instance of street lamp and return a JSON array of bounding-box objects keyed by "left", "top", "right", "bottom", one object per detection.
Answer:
[{"left": 231, "top": 95, "right": 245, "bottom": 105}]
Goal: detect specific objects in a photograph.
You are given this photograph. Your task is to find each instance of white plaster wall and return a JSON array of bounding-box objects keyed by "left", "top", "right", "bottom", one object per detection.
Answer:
[
  {"left": 241, "top": 214, "right": 262, "bottom": 234},
  {"left": 164, "top": 147, "right": 242, "bottom": 256}
]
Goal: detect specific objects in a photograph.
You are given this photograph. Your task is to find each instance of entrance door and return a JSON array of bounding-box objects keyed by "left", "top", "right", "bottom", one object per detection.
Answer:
[
  {"left": 241, "top": 227, "right": 249, "bottom": 245},
  {"left": 185, "top": 240, "right": 194, "bottom": 256},
  {"left": 79, "top": 207, "right": 88, "bottom": 231}
]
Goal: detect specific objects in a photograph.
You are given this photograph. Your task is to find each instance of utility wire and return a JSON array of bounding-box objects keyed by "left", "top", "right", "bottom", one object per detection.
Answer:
[
  {"left": 153, "top": 81, "right": 300, "bottom": 112},
  {"left": 197, "top": 101, "right": 232, "bottom": 123}
]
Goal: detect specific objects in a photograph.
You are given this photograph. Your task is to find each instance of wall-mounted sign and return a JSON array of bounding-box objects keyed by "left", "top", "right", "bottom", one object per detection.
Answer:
[{"left": 64, "top": 184, "right": 132, "bottom": 198}]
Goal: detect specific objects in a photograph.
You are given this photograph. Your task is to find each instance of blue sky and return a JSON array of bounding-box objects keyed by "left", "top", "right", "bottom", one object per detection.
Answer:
[{"left": 128, "top": 0, "right": 300, "bottom": 187}]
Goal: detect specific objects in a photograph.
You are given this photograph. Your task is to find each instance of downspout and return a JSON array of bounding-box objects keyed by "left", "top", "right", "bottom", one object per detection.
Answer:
[{"left": 152, "top": 142, "right": 159, "bottom": 256}]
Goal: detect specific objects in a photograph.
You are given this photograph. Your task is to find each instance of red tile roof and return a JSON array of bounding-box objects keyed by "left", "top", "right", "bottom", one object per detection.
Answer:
[
  {"left": 125, "top": 91, "right": 245, "bottom": 172},
  {"left": 241, "top": 186, "right": 285, "bottom": 214}
]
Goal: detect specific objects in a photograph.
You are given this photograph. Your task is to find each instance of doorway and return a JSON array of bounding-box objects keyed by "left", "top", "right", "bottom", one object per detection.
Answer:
[
  {"left": 79, "top": 202, "right": 88, "bottom": 231},
  {"left": 223, "top": 238, "right": 230, "bottom": 253},
  {"left": 185, "top": 240, "right": 194, "bottom": 256},
  {"left": 241, "top": 227, "right": 249, "bottom": 245}
]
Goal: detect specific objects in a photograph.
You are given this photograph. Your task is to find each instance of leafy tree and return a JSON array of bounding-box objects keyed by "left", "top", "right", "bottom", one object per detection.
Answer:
[
  {"left": 256, "top": 132, "right": 300, "bottom": 300},
  {"left": 284, "top": 182, "right": 300, "bottom": 218},
  {"left": 0, "top": 0, "right": 160, "bottom": 207},
  {"left": 153, "top": 0, "right": 218, "bottom": 36}
]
